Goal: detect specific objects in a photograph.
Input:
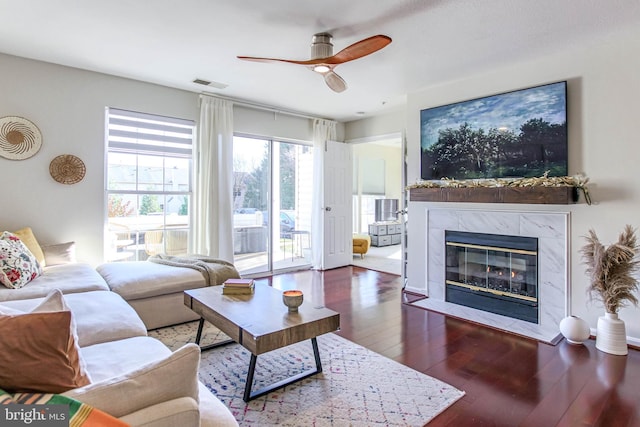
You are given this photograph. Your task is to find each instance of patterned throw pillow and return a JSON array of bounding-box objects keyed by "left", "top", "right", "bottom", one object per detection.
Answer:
[{"left": 0, "top": 231, "right": 42, "bottom": 289}]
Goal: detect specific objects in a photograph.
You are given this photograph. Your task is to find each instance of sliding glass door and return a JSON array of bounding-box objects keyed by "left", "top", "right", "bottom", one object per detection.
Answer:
[{"left": 232, "top": 135, "right": 313, "bottom": 275}]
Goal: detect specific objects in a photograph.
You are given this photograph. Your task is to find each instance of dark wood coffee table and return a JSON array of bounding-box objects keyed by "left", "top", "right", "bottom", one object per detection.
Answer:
[{"left": 184, "top": 284, "right": 340, "bottom": 401}]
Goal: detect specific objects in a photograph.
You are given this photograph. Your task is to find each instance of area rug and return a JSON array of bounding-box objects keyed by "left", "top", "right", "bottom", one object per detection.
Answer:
[
  {"left": 351, "top": 244, "right": 402, "bottom": 276},
  {"left": 149, "top": 321, "right": 464, "bottom": 426}
]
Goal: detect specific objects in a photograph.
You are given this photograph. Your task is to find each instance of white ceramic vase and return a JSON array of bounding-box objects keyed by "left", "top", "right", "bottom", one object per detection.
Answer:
[
  {"left": 595, "top": 312, "right": 628, "bottom": 355},
  {"left": 559, "top": 315, "right": 591, "bottom": 345}
]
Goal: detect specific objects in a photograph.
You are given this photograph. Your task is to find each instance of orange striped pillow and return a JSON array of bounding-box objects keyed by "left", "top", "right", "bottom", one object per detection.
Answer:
[{"left": 1, "top": 388, "right": 129, "bottom": 426}]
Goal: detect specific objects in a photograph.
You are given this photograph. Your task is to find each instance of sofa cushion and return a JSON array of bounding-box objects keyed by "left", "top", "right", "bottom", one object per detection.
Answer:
[
  {"left": 0, "top": 310, "right": 91, "bottom": 393},
  {"left": 42, "top": 241, "right": 76, "bottom": 266},
  {"left": 97, "top": 261, "right": 206, "bottom": 300},
  {"left": 0, "top": 287, "right": 69, "bottom": 315},
  {"left": 0, "top": 263, "right": 109, "bottom": 302},
  {"left": 79, "top": 336, "right": 172, "bottom": 382},
  {"left": 0, "top": 231, "right": 42, "bottom": 289},
  {"left": 0, "top": 290, "right": 148, "bottom": 347},
  {"left": 64, "top": 291, "right": 148, "bottom": 347},
  {"left": 126, "top": 291, "right": 200, "bottom": 330},
  {"left": 12, "top": 227, "right": 46, "bottom": 267},
  {"left": 198, "top": 382, "right": 240, "bottom": 427},
  {"left": 65, "top": 342, "right": 200, "bottom": 419},
  {"left": 120, "top": 396, "right": 200, "bottom": 427}
]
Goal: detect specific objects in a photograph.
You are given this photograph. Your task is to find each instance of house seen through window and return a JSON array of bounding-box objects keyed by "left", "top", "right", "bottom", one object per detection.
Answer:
[{"left": 105, "top": 108, "right": 194, "bottom": 261}]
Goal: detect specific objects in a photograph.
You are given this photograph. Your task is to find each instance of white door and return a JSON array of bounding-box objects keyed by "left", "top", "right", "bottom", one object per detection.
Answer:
[{"left": 321, "top": 140, "right": 353, "bottom": 270}]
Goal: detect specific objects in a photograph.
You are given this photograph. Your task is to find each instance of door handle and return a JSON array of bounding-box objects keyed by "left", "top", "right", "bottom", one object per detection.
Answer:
[{"left": 325, "top": 207, "right": 332, "bottom": 211}]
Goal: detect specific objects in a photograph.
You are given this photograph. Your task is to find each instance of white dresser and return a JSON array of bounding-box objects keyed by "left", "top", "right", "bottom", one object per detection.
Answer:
[{"left": 368, "top": 221, "right": 402, "bottom": 247}]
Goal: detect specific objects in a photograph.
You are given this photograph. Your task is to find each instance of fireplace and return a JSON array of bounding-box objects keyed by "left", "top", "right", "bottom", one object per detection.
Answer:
[
  {"left": 408, "top": 208, "right": 568, "bottom": 343},
  {"left": 445, "top": 231, "right": 538, "bottom": 323}
]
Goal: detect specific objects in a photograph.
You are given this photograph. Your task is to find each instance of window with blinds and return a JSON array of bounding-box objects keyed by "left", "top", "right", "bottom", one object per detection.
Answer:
[{"left": 105, "top": 108, "right": 194, "bottom": 262}]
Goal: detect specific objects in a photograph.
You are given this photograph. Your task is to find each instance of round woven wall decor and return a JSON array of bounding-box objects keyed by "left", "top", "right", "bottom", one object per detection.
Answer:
[
  {"left": 0, "top": 116, "right": 42, "bottom": 160},
  {"left": 49, "top": 154, "right": 86, "bottom": 185}
]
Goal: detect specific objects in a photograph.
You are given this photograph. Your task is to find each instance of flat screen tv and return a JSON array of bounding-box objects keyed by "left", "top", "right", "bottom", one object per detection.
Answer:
[{"left": 420, "top": 81, "right": 567, "bottom": 180}]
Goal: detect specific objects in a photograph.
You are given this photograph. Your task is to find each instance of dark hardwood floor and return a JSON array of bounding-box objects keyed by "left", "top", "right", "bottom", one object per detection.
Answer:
[{"left": 257, "top": 266, "right": 640, "bottom": 427}]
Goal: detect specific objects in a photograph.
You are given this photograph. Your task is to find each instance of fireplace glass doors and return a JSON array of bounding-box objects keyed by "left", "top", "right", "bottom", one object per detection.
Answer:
[{"left": 445, "top": 231, "right": 538, "bottom": 323}]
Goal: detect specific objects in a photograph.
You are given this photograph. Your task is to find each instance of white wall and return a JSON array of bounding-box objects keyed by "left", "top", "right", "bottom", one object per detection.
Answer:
[
  {"left": 347, "top": 25, "right": 640, "bottom": 343},
  {"left": 345, "top": 108, "right": 405, "bottom": 141},
  {"left": 0, "top": 53, "right": 321, "bottom": 266}
]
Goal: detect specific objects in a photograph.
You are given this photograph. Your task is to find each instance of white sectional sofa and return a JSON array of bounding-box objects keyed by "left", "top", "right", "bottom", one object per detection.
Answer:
[
  {"left": 1, "top": 290, "right": 238, "bottom": 426},
  {"left": 96, "top": 258, "right": 240, "bottom": 330},
  {"left": 0, "top": 232, "right": 110, "bottom": 303},
  {"left": 0, "top": 229, "right": 239, "bottom": 426},
  {"left": 0, "top": 262, "right": 109, "bottom": 302}
]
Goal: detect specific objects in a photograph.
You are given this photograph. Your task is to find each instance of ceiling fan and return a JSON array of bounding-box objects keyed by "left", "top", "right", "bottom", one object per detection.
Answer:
[{"left": 237, "top": 33, "right": 392, "bottom": 93}]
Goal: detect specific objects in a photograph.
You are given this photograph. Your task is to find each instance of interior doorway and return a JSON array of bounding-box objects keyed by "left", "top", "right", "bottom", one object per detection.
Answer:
[{"left": 349, "top": 133, "right": 404, "bottom": 276}]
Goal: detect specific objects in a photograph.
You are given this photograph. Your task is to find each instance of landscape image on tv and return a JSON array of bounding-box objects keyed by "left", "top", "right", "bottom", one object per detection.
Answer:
[{"left": 420, "top": 81, "right": 567, "bottom": 180}]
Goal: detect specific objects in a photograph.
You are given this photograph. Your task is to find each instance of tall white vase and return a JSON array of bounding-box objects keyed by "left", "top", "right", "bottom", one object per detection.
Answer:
[{"left": 595, "top": 312, "right": 628, "bottom": 356}]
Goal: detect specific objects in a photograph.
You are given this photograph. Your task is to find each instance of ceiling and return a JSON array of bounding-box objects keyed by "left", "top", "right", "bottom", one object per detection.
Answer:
[{"left": 1, "top": 1, "right": 639, "bottom": 122}]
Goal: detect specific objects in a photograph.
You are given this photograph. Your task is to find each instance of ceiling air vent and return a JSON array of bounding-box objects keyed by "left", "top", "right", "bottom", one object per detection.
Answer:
[{"left": 192, "top": 78, "right": 228, "bottom": 89}]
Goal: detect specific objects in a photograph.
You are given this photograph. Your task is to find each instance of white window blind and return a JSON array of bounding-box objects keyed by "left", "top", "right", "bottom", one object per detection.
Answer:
[
  {"left": 107, "top": 108, "right": 194, "bottom": 158},
  {"left": 361, "top": 158, "right": 385, "bottom": 195}
]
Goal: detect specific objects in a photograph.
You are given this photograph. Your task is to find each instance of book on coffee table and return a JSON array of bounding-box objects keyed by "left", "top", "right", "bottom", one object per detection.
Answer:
[
  {"left": 222, "top": 278, "right": 255, "bottom": 295},
  {"left": 223, "top": 278, "right": 255, "bottom": 287},
  {"left": 222, "top": 285, "right": 255, "bottom": 295}
]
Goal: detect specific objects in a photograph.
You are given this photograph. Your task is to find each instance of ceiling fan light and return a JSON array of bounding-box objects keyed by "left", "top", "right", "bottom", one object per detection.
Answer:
[{"left": 313, "top": 65, "right": 331, "bottom": 73}]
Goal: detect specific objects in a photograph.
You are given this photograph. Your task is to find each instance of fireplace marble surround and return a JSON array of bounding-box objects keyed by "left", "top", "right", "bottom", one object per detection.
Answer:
[{"left": 409, "top": 208, "right": 570, "bottom": 344}]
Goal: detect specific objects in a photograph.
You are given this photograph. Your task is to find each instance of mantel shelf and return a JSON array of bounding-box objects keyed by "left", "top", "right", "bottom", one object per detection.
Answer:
[{"left": 409, "top": 186, "right": 579, "bottom": 204}]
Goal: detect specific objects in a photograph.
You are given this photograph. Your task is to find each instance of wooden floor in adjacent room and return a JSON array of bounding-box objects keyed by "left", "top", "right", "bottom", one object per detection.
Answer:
[{"left": 258, "top": 266, "right": 640, "bottom": 427}]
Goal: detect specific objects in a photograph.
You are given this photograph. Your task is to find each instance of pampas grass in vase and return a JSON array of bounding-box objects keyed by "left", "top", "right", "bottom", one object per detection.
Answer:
[{"left": 581, "top": 224, "right": 640, "bottom": 355}]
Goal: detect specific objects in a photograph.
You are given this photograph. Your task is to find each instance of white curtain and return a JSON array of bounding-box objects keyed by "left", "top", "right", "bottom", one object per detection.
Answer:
[
  {"left": 190, "top": 95, "right": 234, "bottom": 261},
  {"left": 311, "top": 119, "right": 337, "bottom": 269}
]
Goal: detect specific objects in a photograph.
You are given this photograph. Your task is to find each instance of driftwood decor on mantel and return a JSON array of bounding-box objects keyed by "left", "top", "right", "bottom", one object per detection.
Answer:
[{"left": 407, "top": 174, "right": 591, "bottom": 205}]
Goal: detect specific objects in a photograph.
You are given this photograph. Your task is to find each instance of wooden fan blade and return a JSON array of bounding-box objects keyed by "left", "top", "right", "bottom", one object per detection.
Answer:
[
  {"left": 323, "top": 71, "right": 347, "bottom": 93},
  {"left": 330, "top": 35, "right": 392, "bottom": 64},
  {"left": 237, "top": 56, "right": 329, "bottom": 66},
  {"left": 238, "top": 34, "right": 391, "bottom": 67}
]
